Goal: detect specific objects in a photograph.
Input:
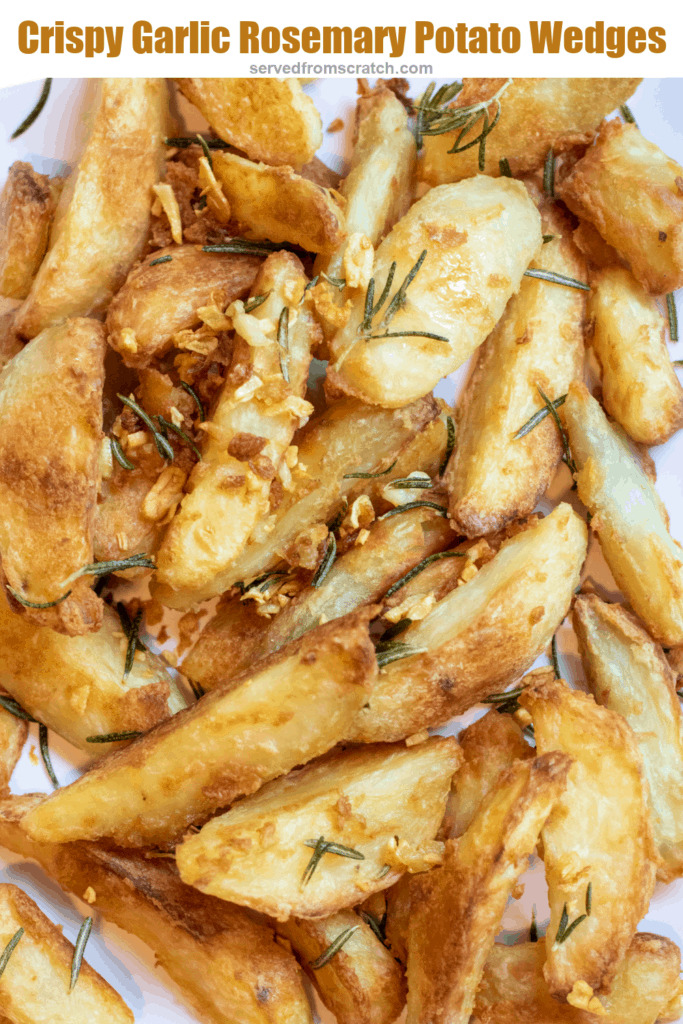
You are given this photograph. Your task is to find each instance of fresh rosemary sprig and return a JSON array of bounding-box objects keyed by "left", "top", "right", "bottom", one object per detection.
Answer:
[
  {"left": 359, "top": 251, "right": 428, "bottom": 343},
  {"left": 86, "top": 731, "right": 143, "bottom": 743},
  {"left": 196, "top": 133, "right": 213, "bottom": 170},
  {"left": 513, "top": 394, "right": 567, "bottom": 440},
  {"left": 311, "top": 534, "right": 337, "bottom": 589},
  {"left": 203, "top": 240, "right": 282, "bottom": 256},
  {"left": 383, "top": 549, "right": 465, "bottom": 600},
  {"left": 530, "top": 906, "right": 538, "bottom": 942},
  {"left": 309, "top": 926, "right": 359, "bottom": 969},
  {"left": 11, "top": 78, "right": 51, "bottom": 139},
  {"left": 537, "top": 384, "right": 577, "bottom": 478},
  {"left": 157, "top": 416, "right": 202, "bottom": 461},
  {"left": 278, "top": 307, "right": 290, "bottom": 383},
  {"left": 343, "top": 458, "right": 397, "bottom": 480},
  {"left": 110, "top": 437, "right": 134, "bottom": 471},
  {"left": 413, "top": 78, "right": 512, "bottom": 172},
  {"left": 524, "top": 269, "right": 590, "bottom": 291},
  {"left": 244, "top": 293, "right": 270, "bottom": 314},
  {"left": 0, "top": 697, "right": 35, "bottom": 721},
  {"left": 439, "top": 415, "right": 456, "bottom": 477},
  {"left": 6, "top": 585, "right": 72, "bottom": 609},
  {"left": 149, "top": 255, "right": 172, "bottom": 267},
  {"left": 620, "top": 104, "right": 637, "bottom": 126},
  {"left": 117, "top": 394, "right": 174, "bottom": 461},
  {"left": 389, "top": 476, "right": 433, "bottom": 490},
  {"left": 380, "top": 501, "right": 448, "bottom": 519},
  {"left": 543, "top": 148, "right": 555, "bottom": 197},
  {"left": 551, "top": 633, "right": 562, "bottom": 680},
  {"left": 499, "top": 157, "right": 512, "bottom": 177},
  {"left": 555, "top": 898, "right": 588, "bottom": 944},
  {"left": 62, "top": 554, "right": 156, "bottom": 588},
  {"left": 413, "top": 81, "right": 463, "bottom": 149},
  {"left": 70, "top": 916, "right": 93, "bottom": 990},
  {"left": 0, "top": 928, "right": 23, "bottom": 977},
  {"left": 165, "top": 136, "right": 231, "bottom": 149},
  {"left": 180, "top": 382, "right": 206, "bottom": 421},
  {"left": 39, "top": 724, "right": 59, "bottom": 789},
  {"left": 667, "top": 293, "right": 678, "bottom": 342}
]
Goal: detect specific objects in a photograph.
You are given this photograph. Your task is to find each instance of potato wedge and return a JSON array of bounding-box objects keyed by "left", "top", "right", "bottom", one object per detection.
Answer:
[
  {"left": 406, "top": 753, "right": 571, "bottom": 1024},
  {"left": 327, "top": 177, "right": 542, "bottom": 407},
  {"left": 559, "top": 119, "right": 683, "bottom": 294},
  {"left": 212, "top": 152, "right": 345, "bottom": 254},
  {"left": 0, "top": 317, "right": 105, "bottom": 636},
  {"left": 22, "top": 609, "right": 376, "bottom": 847},
  {"left": 0, "top": 298, "right": 20, "bottom": 374},
  {"left": 519, "top": 676, "right": 656, "bottom": 999},
  {"left": 573, "top": 594, "right": 683, "bottom": 881},
  {"left": 15, "top": 79, "right": 168, "bottom": 338},
  {"left": 420, "top": 78, "right": 641, "bottom": 185},
  {"left": 0, "top": 701, "right": 26, "bottom": 794},
  {"left": 106, "top": 245, "right": 260, "bottom": 368},
  {"left": 445, "top": 193, "right": 585, "bottom": 535},
  {"left": 562, "top": 380, "right": 683, "bottom": 645},
  {"left": 176, "top": 78, "right": 322, "bottom": 169},
  {"left": 0, "top": 795, "right": 313, "bottom": 1024},
  {"left": 279, "top": 908, "right": 406, "bottom": 1024},
  {"left": 176, "top": 737, "right": 459, "bottom": 919},
  {"left": 0, "top": 162, "right": 60, "bottom": 300},
  {"left": 0, "top": 882, "right": 133, "bottom": 1023},
  {"left": 350, "top": 503, "right": 587, "bottom": 742},
  {"left": 182, "top": 505, "right": 454, "bottom": 691},
  {"left": 587, "top": 265, "right": 683, "bottom": 445}
]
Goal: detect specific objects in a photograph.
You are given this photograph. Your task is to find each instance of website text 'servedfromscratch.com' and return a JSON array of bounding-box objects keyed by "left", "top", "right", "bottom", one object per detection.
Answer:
[{"left": 248, "top": 61, "right": 433, "bottom": 74}]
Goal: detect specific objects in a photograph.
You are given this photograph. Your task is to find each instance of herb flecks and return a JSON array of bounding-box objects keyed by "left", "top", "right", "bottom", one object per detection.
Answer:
[
  {"left": 343, "top": 459, "right": 398, "bottom": 480},
  {"left": 70, "top": 916, "right": 93, "bottom": 991},
  {"left": 117, "top": 394, "right": 174, "bottom": 461},
  {"left": 244, "top": 293, "right": 270, "bottom": 314},
  {"left": 389, "top": 476, "right": 433, "bottom": 490},
  {"left": 524, "top": 269, "right": 590, "bottom": 291},
  {"left": 309, "top": 926, "right": 359, "bottom": 969},
  {"left": 11, "top": 79, "right": 51, "bottom": 139}
]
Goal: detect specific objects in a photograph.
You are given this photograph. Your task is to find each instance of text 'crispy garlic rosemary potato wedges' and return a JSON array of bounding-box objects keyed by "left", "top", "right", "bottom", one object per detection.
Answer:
[
  {"left": 0, "top": 161, "right": 61, "bottom": 301},
  {"left": 559, "top": 118, "right": 683, "bottom": 294},
  {"left": 279, "top": 908, "right": 406, "bottom": 1024},
  {"left": 406, "top": 752, "right": 571, "bottom": 1024},
  {"left": 327, "top": 176, "right": 542, "bottom": 407},
  {"left": 573, "top": 594, "right": 683, "bottom": 881},
  {"left": 176, "top": 78, "right": 322, "bottom": 169},
  {"left": 106, "top": 245, "right": 260, "bottom": 368},
  {"left": 519, "top": 676, "right": 656, "bottom": 1000},
  {"left": 562, "top": 380, "right": 683, "bottom": 645},
  {"left": 14, "top": 79, "right": 168, "bottom": 339},
  {"left": 420, "top": 77, "right": 642, "bottom": 185},
  {"left": 0, "top": 882, "right": 133, "bottom": 1024},
  {"left": 587, "top": 265, "right": 683, "bottom": 445},
  {"left": 350, "top": 503, "right": 587, "bottom": 742},
  {"left": 0, "top": 797, "right": 313, "bottom": 1024},
  {"left": 446, "top": 193, "right": 586, "bottom": 536},
  {"left": 22, "top": 610, "right": 376, "bottom": 847},
  {"left": 0, "top": 317, "right": 105, "bottom": 636},
  {"left": 0, "top": 592, "right": 186, "bottom": 755}
]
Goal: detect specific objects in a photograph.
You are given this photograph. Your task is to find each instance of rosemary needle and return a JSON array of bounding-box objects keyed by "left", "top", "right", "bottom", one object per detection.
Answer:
[
  {"left": 203, "top": 240, "right": 281, "bottom": 256},
  {"left": 62, "top": 554, "right": 156, "bottom": 588},
  {"left": 537, "top": 384, "right": 576, "bottom": 478},
  {"left": 383, "top": 550, "right": 465, "bottom": 599},
  {"left": 70, "top": 916, "right": 93, "bottom": 991},
  {"left": 365, "top": 330, "right": 449, "bottom": 343},
  {"left": 530, "top": 906, "right": 538, "bottom": 942},
  {"left": 6, "top": 585, "right": 72, "bottom": 609},
  {"left": 196, "top": 133, "right": 213, "bottom": 170},
  {"left": 311, "top": 534, "right": 336, "bottom": 589},
  {"left": 513, "top": 394, "right": 567, "bottom": 440},
  {"left": 244, "top": 293, "right": 270, "bottom": 314},
  {"left": 374, "top": 640, "right": 425, "bottom": 668},
  {"left": 165, "top": 136, "right": 230, "bottom": 149},
  {"left": 499, "top": 157, "right": 512, "bottom": 177},
  {"left": 380, "top": 501, "right": 448, "bottom": 519},
  {"left": 551, "top": 634, "right": 562, "bottom": 680},
  {"left": 309, "top": 926, "right": 359, "bottom": 969},
  {"left": 278, "top": 307, "right": 290, "bottom": 383},
  {"left": 39, "top": 724, "right": 59, "bottom": 789},
  {"left": 380, "top": 250, "right": 427, "bottom": 329},
  {"left": 149, "top": 255, "right": 172, "bottom": 267},
  {"left": 0, "top": 697, "right": 35, "bottom": 722},
  {"left": 157, "top": 416, "right": 202, "bottom": 461},
  {"left": 543, "top": 148, "right": 555, "bottom": 197},
  {"left": 524, "top": 269, "right": 590, "bottom": 291},
  {"left": 359, "top": 909, "right": 386, "bottom": 944},
  {"left": 180, "top": 381, "right": 206, "bottom": 421},
  {"left": 389, "top": 477, "right": 433, "bottom": 490},
  {"left": 303, "top": 839, "right": 364, "bottom": 860},
  {"left": 620, "top": 103, "right": 637, "bottom": 126},
  {"left": 0, "top": 928, "right": 23, "bottom": 977},
  {"left": 86, "top": 731, "right": 143, "bottom": 743},
  {"left": 117, "top": 394, "right": 174, "bottom": 461},
  {"left": 343, "top": 459, "right": 398, "bottom": 480},
  {"left": 667, "top": 293, "right": 678, "bottom": 342},
  {"left": 11, "top": 78, "right": 51, "bottom": 139},
  {"left": 439, "top": 415, "right": 456, "bottom": 476},
  {"left": 122, "top": 609, "right": 144, "bottom": 680},
  {"left": 586, "top": 881, "right": 593, "bottom": 916},
  {"left": 110, "top": 437, "right": 134, "bottom": 470}
]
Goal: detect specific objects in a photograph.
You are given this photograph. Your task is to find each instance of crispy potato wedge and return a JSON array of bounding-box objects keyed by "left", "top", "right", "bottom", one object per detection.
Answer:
[
  {"left": 15, "top": 79, "right": 168, "bottom": 338},
  {"left": 0, "top": 882, "right": 133, "bottom": 1023},
  {"left": 155, "top": 253, "right": 316, "bottom": 601},
  {"left": 0, "top": 591, "right": 186, "bottom": 755},
  {"left": 22, "top": 610, "right": 376, "bottom": 847},
  {"left": 0, "top": 317, "right": 105, "bottom": 635},
  {"left": 106, "top": 245, "right": 260, "bottom": 368},
  {"left": 420, "top": 78, "right": 641, "bottom": 185},
  {"left": 406, "top": 753, "right": 571, "bottom": 1024},
  {"left": 0, "top": 701, "right": 26, "bottom": 794},
  {"left": 0, "top": 796, "right": 313, "bottom": 1024},
  {"left": 562, "top": 380, "right": 683, "bottom": 645},
  {"left": 559, "top": 119, "right": 683, "bottom": 294},
  {"left": 182, "top": 505, "right": 454, "bottom": 691},
  {"left": 0, "top": 162, "right": 61, "bottom": 300},
  {"left": 446, "top": 193, "right": 585, "bottom": 535},
  {"left": 574, "top": 594, "right": 683, "bottom": 881},
  {"left": 0, "top": 298, "right": 21, "bottom": 374},
  {"left": 327, "top": 177, "right": 542, "bottom": 407},
  {"left": 519, "top": 676, "right": 656, "bottom": 999},
  {"left": 279, "top": 908, "right": 406, "bottom": 1024},
  {"left": 587, "top": 265, "right": 683, "bottom": 445},
  {"left": 350, "top": 503, "right": 587, "bottom": 742},
  {"left": 474, "top": 933, "right": 682, "bottom": 1023},
  {"left": 154, "top": 393, "right": 438, "bottom": 607},
  {"left": 176, "top": 737, "right": 459, "bottom": 919},
  {"left": 212, "top": 152, "right": 345, "bottom": 254},
  {"left": 176, "top": 78, "right": 322, "bottom": 169}
]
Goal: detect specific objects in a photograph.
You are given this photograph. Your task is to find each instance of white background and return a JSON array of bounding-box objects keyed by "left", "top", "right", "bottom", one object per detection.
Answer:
[{"left": 0, "top": 74, "right": 682, "bottom": 1022}]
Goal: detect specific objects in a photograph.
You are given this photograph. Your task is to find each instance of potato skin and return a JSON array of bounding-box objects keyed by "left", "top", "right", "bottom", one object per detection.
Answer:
[
  {"left": 0, "top": 704, "right": 26, "bottom": 795},
  {"left": 0, "top": 297, "right": 21, "bottom": 374},
  {"left": 0, "top": 317, "right": 105, "bottom": 635},
  {"left": 420, "top": 78, "right": 641, "bottom": 185},
  {"left": 446, "top": 194, "right": 585, "bottom": 536},
  {"left": 106, "top": 245, "right": 260, "bottom": 368},
  {"left": 327, "top": 177, "right": 542, "bottom": 407},
  {"left": 0, "top": 162, "right": 60, "bottom": 300},
  {"left": 15, "top": 79, "right": 168, "bottom": 338},
  {"left": 519, "top": 677, "right": 656, "bottom": 999},
  {"left": 559, "top": 119, "right": 683, "bottom": 294},
  {"left": 587, "top": 265, "right": 683, "bottom": 445}
]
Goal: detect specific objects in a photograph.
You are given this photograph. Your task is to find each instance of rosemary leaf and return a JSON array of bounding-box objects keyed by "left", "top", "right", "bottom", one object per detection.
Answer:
[
  {"left": 513, "top": 394, "right": 567, "bottom": 440},
  {"left": 380, "top": 250, "right": 427, "bottom": 329},
  {"left": 537, "top": 384, "right": 576, "bottom": 477},
  {"left": 557, "top": 903, "right": 569, "bottom": 940},
  {"left": 499, "top": 157, "right": 512, "bottom": 177},
  {"left": 379, "top": 618, "right": 412, "bottom": 642},
  {"left": 384, "top": 549, "right": 465, "bottom": 600},
  {"left": 123, "top": 609, "right": 143, "bottom": 680},
  {"left": 86, "top": 731, "right": 143, "bottom": 743},
  {"left": 380, "top": 501, "right": 448, "bottom": 519},
  {"left": 39, "top": 724, "right": 59, "bottom": 789},
  {"left": 117, "top": 394, "right": 174, "bottom": 461},
  {"left": 530, "top": 906, "right": 538, "bottom": 942},
  {"left": 365, "top": 330, "right": 450, "bottom": 343},
  {"left": 543, "top": 148, "right": 555, "bottom": 197},
  {"left": 389, "top": 477, "right": 433, "bottom": 490},
  {"left": 70, "top": 916, "right": 93, "bottom": 991},
  {"left": 311, "top": 534, "right": 337, "bottom": 589},
  {"left": 310, "top": 926, "right": 359, "bottom": 969},
  {"left": 303, "top": 839, "right": 364, "bottom": 861},
  {"left": 149, "top": 255, "right": 172, "bottom": 267},
  {"left": 0, "top": 697, "right": 35, "bottom": 722},
  {"left": 585, "top": 881, "right": 592, "bottom": 916},
  {"left": 524, "top": 269, "right": 590, "bottom": 291},
  {"left": 376, "top": 864, "right": 392, "bottom": 879},
  {"left": 180, "top": 381, "right": 206, "bottom": 422},
  {"left": 203, "top": 240, "right": 281, "bottom": 256},
  {"left": 359, "top": 909, "right": 386, "bottom": 944},
  {"left": 343, "top": 458, "right": 398, "bottom": 480},
  {"left": 278, "top": 307, "right": 290, "bottom": 383},
  {"left": 370, "top": 262, "right": 397, "bottom": 321},
  {"left": 439, "top": 415, "right": 456, "bottom": 477},
  {"left": 110, "top": 437, "right": 134, "bottom": 470},
  {"left": 62, "top": 553, "right": 156, "bottom": 588},
  {"left": 413, "top": 78, "right": 511, "bottom": 160},
  {"left": 165, "top": 136, "right": 230, "bottom": 149},
  {"left": 244, "top": 293, "right": 270, "bottom": 313},
  {"left": 6, "top": 585, "right": 72, "bottom": 609},
  {"left": 375, "top": 640, "right": 426, "bottom": 668},
  {"left": 551, "top": 634, "right": 562, "bottom": 680},
  {"left": 196, "top": 133, "right": 213, "bottom": 170},
  {"left": 557, "top": 913, "right": 587, "bottom": 945},
  {"left": 542, "top": 234, "right": 556, "bottom": 244},
  {"left": 320, "top": 273, "right": 346, "bottom": 290},
  {"left": 302, "top": 835, "right": 327, "bottom": 884},
  {"left": 667, "top": 293, "right": 678, "bottom": 342},
  {"left": 0, "top": 928, "right": 23, "bottom": 977},
  {"left": 157, "top": 416, "right": 202, "bottom": 461},
  {"left": 620, "top": 104, "right": 637, "bottom": 126},
  {"left": 11, "top": 79, "right": 51, "bottom": 139}
]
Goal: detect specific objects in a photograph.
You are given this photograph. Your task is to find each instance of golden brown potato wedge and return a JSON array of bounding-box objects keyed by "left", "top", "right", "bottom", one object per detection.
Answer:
[
  {"left": 559, "top": 119, "right": 683, "bottom": 294},
  {"left": 0, "top": 882, "right": 133, "bottom": 1023},
  {"left": 22, "top": 610, "right": 376, "bottom": 847},
  {"left": 327, "top": 177, "right": 542, "bottom": 407},
  {"left": 176, "top": 737, "right": 459, "bottom": 919},
  {"left": 0, "top": 701, "right": 26, "bottom": 794},
  {"left": 420, "top": 78, "right": 641, "bottom": 185},
  {"left": 212, "top": 152, "right": 346, "bottom": 254},
  {"left": 562, "top": 380, "right": 683, "bottom": 645},
  {"left": 350, "top": 503, "right": 587, "bottom": 742},
  {"left": 0, "top": 298, "right": 21, "bottom": 372},
  {"left": 279, "top": 909, "right": 406, "bottom": 1024},
  {"left": 0, "top": 161, "right": 61, "bottom": 300},
  {"left": 406, "top": 753, "right": 571, "bottom": 1024},
  {"left": 15, "top": 79, "right": 168, "bottom": 338},
  {"left": 573, "top": 594, "right": 683, "bottom": 881},
  {"left": 0, "top": 317, "right": 105, "bottom": 636},
  {"left": 0, "top": 795, "right": 314, "bottom": 1024},
  {"left": 106, "top": 245, "right": 260, "bottom": 368},
  {"left": 587, "top": 265, "right": 683, "bottom": 445},
  {"left": 519, "top": 676, "right": 656, "bottom": 999},
  {"left": 176, "top": 78, "right": 322, "bottom": 169},
  {"left": 445, "top": 193, "right": 586, "bottom": 535}
]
